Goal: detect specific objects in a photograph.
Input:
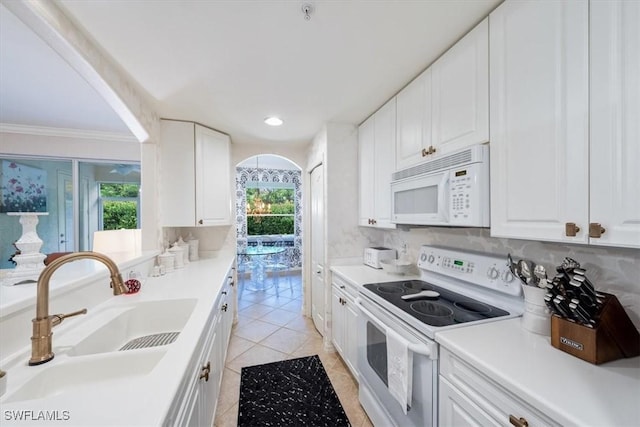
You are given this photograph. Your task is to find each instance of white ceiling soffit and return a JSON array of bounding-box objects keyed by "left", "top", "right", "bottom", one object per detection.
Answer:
[
  {"left": 58, "top": 0, "right": 500, "bottom": 145},
  {"left": 0, "top": 3, "right": 133, "bottom": 138}
]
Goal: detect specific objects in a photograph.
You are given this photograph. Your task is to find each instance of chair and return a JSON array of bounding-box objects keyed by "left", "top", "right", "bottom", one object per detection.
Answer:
[
  {"left": 265, "top": 238, "right": 292, "bottom": 294},
  {"left": 236, "top": 238, "right": 254, "bottom": 292}
]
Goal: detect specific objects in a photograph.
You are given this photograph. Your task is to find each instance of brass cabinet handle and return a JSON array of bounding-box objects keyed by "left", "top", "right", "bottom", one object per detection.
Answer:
[
  {"left": 198, "top": 219, "right": 203, "bottom": 225},
  {"left": 221, "top": 303, "right": 228, "bottom": 312},
  {"left": 221, "top": 291, "right": 227, "bottom": 295},
  {"left": 509, "top": 415, "right": 529, "bottom": 427},
  {"left": 429, "top": 145, "right": 437, "bottom": 155},
  {"left": 199, "top": 361, "right": 211, "bottom": 381},
  {"left": 565, "top": 222, "right": 581, "bottom": 237},
  {"left": 422, "top": 148, "right": 428, "bottom": 157},
  {"left": 339, "top": 285, "right": 345, "bottom": 289},
  {"left": 589, "top": 223, "right": 606, "bottom": 238}
]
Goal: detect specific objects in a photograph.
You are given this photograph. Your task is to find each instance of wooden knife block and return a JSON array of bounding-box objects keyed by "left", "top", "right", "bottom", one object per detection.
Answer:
[{"left": 550, "top": 293, "right": 640, "bottom": 365}]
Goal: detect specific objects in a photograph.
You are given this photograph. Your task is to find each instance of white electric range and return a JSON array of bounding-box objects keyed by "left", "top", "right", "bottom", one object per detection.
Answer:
[{"left": 355, "top": 245, "right": 524, "bottom": 427}]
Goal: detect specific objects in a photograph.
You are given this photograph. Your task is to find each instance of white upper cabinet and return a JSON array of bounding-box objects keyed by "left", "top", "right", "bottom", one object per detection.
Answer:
[
  {"left": 358, "top": 115, "right": 375, "bottom": 226},
  {"left": 359, "top": 98, "right": 397, "bottom": 228},
  {"left": 589, "top": 0, "right": 640, "bottom": 248},
  {"left": 395, "top": 18, "right": 489, "bottom": 172},
  {"left": 160, "top": 120, "right": 232, "bottom": 227},
  {"left": 431, "top": 18, "right": 489, "bottom": 154},
  {"left": 490, "top": 0, "right": 639, "bottom": 248},
  {"left": 489, "top": 0, "right": 590, "bottom": 244},
  {"left": 395, "top": 70, "right": 431, "bottom": 171}
]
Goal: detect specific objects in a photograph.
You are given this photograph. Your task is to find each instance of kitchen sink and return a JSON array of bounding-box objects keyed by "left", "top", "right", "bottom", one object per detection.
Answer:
[
  {"left": 3, "top": 350, "right": 165, "bottom": 403},
  {"left": 68, "top": 298, "right": 197, "bottom": 357}
]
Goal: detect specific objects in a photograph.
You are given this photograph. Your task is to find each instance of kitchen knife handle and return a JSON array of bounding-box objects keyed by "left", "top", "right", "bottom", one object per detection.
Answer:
[{"left": 509, "top": 415, "right": 529, "bottom": 427}]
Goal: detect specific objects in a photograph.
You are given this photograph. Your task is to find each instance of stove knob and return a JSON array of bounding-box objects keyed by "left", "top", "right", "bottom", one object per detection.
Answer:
[
  {"left": 501, "top": 269, "right": 515, "bottom": 283},
  {"left": 427, "top": 254, "right": 435, "bottom": 264},
  {"left": 487, "top": 266, "right": 500, "bottom": 280}
]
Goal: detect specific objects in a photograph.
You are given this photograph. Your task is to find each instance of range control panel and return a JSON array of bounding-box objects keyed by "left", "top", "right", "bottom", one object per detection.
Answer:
[{"left": 417, "top": 246, "right": 521, "bottom": 297}]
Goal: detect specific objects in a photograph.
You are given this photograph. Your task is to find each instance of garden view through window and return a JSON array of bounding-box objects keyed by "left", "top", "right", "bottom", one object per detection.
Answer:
[
  {"left": 100, "top": 182, "right": 140, "bottom": 230},
  {"left": 246, "top": 187, "right": 294, "bottom": 235}
]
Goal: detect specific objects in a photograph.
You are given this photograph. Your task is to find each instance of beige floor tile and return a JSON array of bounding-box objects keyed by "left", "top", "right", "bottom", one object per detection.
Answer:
[
  {"left": 238, "top": 303, "right": 274, "bottom": 319},
  {"left": 258, "top": 294, "right": 293, "bottom": 308},
  {"left": 226, "top": 343, "right": 289, "bottom": 374},
  {"left": 225, "top": 336, "right": 255, "bottom": 362},
  {"left": 282, "top": 315, "right": 318, "bottom": 333},
  {"left": 213, "top": 402, "right": 238, "bottom": 427},
  {"left": 233, "top": 319, "right": 280, "bottom": 343},
  {"left": 259, "top": 327, "right": 310, "bottom": 354},
  {"left": 259, "top": 308, "right": 300, "bottom": 327},
  {"left": 279, "top": 298, "right": 303, "bottom": 313},
  {"left": 216, "top": 368, "right": 241, "bottom": 416}
]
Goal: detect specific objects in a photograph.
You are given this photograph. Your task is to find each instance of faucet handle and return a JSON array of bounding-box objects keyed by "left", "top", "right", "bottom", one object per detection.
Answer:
[{"left": 51, "top": 308, "right": 88, "bottom": 327}]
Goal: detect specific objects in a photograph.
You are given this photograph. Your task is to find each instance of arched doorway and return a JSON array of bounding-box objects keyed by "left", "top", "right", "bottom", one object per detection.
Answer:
[{"left": 235, "top": 155, "right": 302, "bottom": 291}]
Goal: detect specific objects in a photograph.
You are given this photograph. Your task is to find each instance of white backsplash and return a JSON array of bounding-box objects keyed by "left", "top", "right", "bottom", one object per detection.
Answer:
[{"left": 374, "top": 227, "right": 640, "bottom": 328}]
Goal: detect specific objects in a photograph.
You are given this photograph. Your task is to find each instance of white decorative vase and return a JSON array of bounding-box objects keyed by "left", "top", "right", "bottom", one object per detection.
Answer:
[{"left": 4, "top": 212, "right": 49, "bottom": 285}]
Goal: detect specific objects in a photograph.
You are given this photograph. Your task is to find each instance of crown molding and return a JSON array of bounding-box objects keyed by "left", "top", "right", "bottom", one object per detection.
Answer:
[{"left": 0, "top": 123, "right": 139, "bottom": 143}]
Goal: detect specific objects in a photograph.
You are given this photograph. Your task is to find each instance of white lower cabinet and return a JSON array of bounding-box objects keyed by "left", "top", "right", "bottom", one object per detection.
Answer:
[
  {"left": 438, "top": 347, "right": 559, "bottom": 427},
  {"left": 331, "top": 273, "right": 359, "bottom": 380},
  {"left": 166, "top": 266, "right": 235, "bottom": 427}
]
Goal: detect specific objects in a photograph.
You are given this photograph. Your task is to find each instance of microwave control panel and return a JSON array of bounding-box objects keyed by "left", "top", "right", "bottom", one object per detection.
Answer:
[{"left": 448, "top": 162, "right": 489, "bottom": 226}]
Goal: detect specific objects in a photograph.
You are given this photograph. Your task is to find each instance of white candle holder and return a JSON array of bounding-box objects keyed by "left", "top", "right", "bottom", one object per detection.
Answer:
[{"left": 4, "top": 212, "right": 49, "bottom": 285}]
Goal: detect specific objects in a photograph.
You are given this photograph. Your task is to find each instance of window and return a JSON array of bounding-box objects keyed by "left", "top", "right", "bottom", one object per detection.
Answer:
[
  {"left": 246, "top": 187, "right": 294, "bottom": 235},
  {"left": 99, "top": 182, "right": 140, "bottom": 230}
]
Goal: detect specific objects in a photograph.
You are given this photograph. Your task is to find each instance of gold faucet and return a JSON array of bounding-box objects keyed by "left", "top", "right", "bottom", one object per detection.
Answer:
[{"left": 29, "top": 251, "right": 127, "bottom": 366}]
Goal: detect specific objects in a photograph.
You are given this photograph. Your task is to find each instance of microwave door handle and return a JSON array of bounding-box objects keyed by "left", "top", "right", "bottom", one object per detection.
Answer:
[
  {"left": 354, "top": 298, "right": 436, "bottom": 359},
  {"left": 438, "top": 173, "right": 450, "bottom": 222}
]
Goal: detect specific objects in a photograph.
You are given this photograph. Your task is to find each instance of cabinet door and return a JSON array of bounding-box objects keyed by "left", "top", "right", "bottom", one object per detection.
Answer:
[
  {"left": 160, "top": 120, "right": 197, "bottom": 227},
  {"left": 331, "top": 287, "right": 345, "bottom": 356},
  {"left": 195, "top": 125, "right": 231, "bottom": 226},
  {"left": 358, "top": 116, "right": 375, "bottom": 226},
  {"left": 396, "top": 70, "right": 432, "bottom": 171},
  {"left": 589, "top": 0, "right": 640, "bottom": 248},
  {"left": 440, "top": 377, "right": 497, "bottom": 427},
  {"left": 432, "top": 18, "right": 489, "bottom": 155},
  {"left": 373, "top": 98, "right": 397, "bottom": 229},
  {"left": 489, "top": 0, "right": 589, "bottom": 243},
  {"left": 343, "top": 297, "right": 359, "bottom": 380}
]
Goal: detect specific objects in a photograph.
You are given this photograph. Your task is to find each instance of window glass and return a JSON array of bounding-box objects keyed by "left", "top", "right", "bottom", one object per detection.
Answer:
[{"left": 246, "top": 187, "right": 294, "bottom": 236}]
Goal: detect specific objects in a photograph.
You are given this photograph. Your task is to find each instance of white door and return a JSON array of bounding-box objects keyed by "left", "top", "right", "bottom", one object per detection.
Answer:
[
  {"left": 589, "top": 0, "right": 640, "bottom": 248},
  {"left": 310, "top": 164, "right": 325, "bottom": 335},
  {"left": 489, "top": 0, "right": 589, "bottom": 243},
  {"left": 57, "top": 171, "right": 74, "bottom": 252}
]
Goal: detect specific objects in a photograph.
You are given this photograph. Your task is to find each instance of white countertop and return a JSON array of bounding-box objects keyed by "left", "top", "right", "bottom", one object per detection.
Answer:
[
  {"left": 0, "top": 251, "right": 159, "bottom": 319},
  {"left": 0, "top": 249, "right": 236, "bottom": 426},
  {"left": 330, "top": 264, "right": 420, "bottom": 287},
  {"left": 436, "top": 318, "right": 640, "bottom": 426}
]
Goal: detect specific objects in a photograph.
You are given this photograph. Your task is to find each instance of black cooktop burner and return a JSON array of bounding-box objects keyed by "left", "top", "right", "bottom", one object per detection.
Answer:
[{"left": 363, "top": 280, "right": 509, "bottom": 327}]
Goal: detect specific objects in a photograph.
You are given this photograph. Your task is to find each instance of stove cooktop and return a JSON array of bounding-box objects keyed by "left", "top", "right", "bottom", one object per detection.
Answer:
[{"left": 363, "top": 279, "right": 510, "bottom": 327}]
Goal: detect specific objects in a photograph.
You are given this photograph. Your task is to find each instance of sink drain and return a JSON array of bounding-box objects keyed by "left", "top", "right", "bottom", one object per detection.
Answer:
[{"left": 119, "top": 332, "right": 179, "bottom": 351}]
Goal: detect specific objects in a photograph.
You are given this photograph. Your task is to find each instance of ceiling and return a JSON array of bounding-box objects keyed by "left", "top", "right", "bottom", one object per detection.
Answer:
[{"left": 1, "top": 0, "right": 502, "bottom": 146}]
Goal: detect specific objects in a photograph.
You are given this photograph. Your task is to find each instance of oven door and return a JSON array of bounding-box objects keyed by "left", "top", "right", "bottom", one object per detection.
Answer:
[
  {"left": 355, "top": 296, "right": 438, "bottom": 427},
  {"left": 391, "top": 170, "right": 450, "bottom": 225}
]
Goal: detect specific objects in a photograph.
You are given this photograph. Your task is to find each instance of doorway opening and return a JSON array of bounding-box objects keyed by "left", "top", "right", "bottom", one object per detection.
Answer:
[{"left": 235, "top": 155, "right": 302, "bottom": 296}]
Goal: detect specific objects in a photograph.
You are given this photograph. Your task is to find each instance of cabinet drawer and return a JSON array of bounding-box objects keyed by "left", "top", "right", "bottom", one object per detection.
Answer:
[
  {"left": 440, "top": 348, "right": 559, "bottom": 427},
  {"left": 331, "top": 273, "right": 359, "bottom": 300}
]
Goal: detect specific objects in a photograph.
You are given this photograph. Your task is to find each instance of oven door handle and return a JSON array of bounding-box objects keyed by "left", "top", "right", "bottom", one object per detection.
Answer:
[{"left": 355, "top": 298, "right": 437, "bottom": 360}]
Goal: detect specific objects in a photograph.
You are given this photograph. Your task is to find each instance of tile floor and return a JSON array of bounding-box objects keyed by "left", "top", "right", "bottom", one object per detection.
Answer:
[{"left": 213, "top": 273, "right": 372, "bottom": 427}]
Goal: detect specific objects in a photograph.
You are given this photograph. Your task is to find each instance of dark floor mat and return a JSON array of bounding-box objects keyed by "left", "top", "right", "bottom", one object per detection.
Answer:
[{"left": 237, "top": 355, "right": 351, "bottom": 427}]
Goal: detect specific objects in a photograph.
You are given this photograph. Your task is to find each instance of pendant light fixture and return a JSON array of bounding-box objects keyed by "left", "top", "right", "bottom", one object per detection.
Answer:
[{"left": 246, "top": 156, "right": 272, "bottom": 221}]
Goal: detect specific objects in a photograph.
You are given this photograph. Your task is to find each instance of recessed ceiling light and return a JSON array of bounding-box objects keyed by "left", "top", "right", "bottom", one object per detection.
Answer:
[{"left": 264, "top": 116, "right": 283, "bottom": 126}]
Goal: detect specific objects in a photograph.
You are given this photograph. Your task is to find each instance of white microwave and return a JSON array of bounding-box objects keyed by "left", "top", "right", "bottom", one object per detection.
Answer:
[{"left": 390, "top": 144, "right": 490, "bottom": 227}]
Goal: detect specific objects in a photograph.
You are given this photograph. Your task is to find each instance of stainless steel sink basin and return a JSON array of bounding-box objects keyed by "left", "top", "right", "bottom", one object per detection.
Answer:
[{"left": 68, "top": 298, "right": 197, "bottom": 357}]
